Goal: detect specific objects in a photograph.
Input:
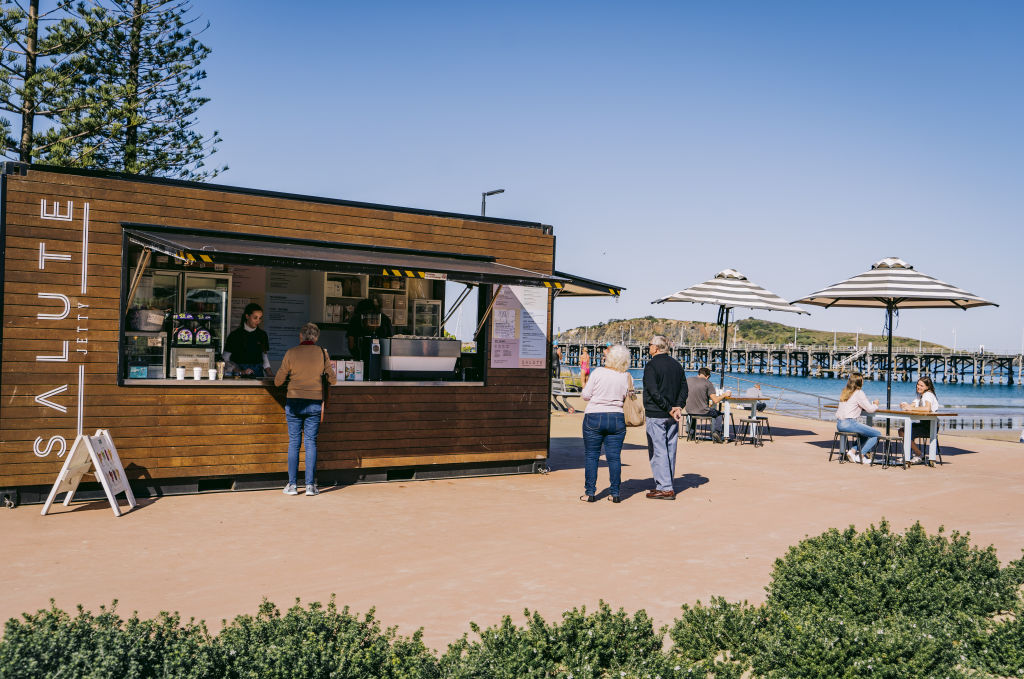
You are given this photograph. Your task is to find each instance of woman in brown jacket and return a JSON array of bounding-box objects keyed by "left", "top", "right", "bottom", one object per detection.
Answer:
[{"left": 274, "top": 322, "right": 338, "bottom": 496}]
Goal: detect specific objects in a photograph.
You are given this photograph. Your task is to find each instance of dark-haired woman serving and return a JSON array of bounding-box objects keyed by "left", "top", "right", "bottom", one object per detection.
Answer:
[{"left": 224, "top": 303, "right": 273, "bottom": 377}]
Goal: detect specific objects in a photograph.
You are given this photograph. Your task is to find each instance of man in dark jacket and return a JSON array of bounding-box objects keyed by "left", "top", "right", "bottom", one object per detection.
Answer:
[{"left": 642, "top": 335, "right": 687, "bottom": 500}]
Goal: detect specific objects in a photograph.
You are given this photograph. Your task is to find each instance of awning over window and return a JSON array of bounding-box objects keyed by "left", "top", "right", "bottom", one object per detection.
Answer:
[
  {"left": 124, "top": 226, "right": 567, "bottom": 289},
  {"left": 553, "top": 270, "right": 624, "bottom": 297}
]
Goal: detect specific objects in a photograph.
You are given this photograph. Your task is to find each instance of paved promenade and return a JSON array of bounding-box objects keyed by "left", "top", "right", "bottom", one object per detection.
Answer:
[{"left": 4, "top": 410, "right": 1023, "bottom": 651}]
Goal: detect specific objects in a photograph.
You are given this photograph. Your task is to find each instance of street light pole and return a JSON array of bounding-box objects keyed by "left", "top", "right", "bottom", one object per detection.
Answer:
[{"left": 481, "top": 188, "right": 505, "bottom": 216}]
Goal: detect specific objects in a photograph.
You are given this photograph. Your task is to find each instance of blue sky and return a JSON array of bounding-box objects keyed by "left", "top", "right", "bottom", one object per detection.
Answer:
[{"left": 198, "top": 1, "right": 1023, "bottom": 352}]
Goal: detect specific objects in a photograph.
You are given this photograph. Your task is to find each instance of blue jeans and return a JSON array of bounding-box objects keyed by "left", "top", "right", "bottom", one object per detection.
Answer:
[
  {"left": 646, "top": 417, "right": 680, "bottom": 491},
  {"left": 582, "top": 412, "right": 626, "bottom": 497},
  {"left": 285, "top": 398, "right": 322, "bottom": 485},
  {"left": 836, "top": 418, "right": 881, "bottom": 455}
]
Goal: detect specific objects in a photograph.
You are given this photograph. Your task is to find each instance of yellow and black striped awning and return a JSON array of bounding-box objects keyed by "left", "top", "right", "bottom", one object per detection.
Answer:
[{"left": 553, "top": 270, "right": 624, "bottom": 297}]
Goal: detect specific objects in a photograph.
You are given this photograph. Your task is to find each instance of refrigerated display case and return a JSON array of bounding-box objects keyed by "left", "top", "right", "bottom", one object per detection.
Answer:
[
  {"left": 412, "top": 299, "right": 442, "bottom": 337},
  {"left": 123, "top": 331, "right": 168, "bottom": 379}
]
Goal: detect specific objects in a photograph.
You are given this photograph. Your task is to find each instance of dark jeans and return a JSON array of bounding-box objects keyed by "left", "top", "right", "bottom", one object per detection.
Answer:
[
  {"left": 582, "top": 412, "right": 626, "bottom": 497},
  {"left": 285, "top": 398, "right": 322, "bottom": 485}
]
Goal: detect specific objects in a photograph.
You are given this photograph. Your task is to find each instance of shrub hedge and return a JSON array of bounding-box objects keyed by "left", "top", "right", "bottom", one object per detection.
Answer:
[{"left": 3, "top": 522, "right": 1022, "bottom": 678}]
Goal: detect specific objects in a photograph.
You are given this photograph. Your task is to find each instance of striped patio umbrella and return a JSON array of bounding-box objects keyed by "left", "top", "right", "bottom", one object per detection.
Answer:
[
  {"left": 795, "top": 257, "right": 997, "bottom": 408},
  {"left": 653, "top": 269, "right": 808, "bottom": 388}
]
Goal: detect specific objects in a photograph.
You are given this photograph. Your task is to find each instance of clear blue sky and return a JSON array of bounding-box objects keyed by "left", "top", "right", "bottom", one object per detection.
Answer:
[{"left": 198, "top": 1, "right": 1023, "bottom": 353}]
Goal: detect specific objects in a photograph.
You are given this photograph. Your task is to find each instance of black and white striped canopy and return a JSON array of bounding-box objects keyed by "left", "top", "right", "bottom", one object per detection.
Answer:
[
  {"left": 796, "top": 257, "right": 997, "bottom": 309},
  {"left": 653, "top": 269, "right": 808, "bottom": 314}
]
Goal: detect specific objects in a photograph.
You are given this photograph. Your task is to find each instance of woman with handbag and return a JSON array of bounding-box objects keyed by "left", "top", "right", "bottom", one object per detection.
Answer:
[
  {"left": 579, "top": 343, "right": 632, "bottom": 504},
  {"left": 274, "top": 322, "right": 338, "bottom": 496}
]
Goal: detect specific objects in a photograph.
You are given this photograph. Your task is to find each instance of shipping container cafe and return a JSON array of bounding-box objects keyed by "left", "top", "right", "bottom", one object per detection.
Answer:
[{"left": 0, "top": 164, "right": 621, "bottom": 505}]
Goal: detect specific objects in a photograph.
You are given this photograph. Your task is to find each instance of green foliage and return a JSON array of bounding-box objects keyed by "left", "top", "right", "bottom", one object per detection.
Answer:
[
  {"left": 439, "top": 602, "right": 674, "bottom": 678},
  {"left": 2, "top": 527, "right": 1021, "bottom": 678},
  {"left": 0, "top": 600, "right": 217, "bottom": 679}
]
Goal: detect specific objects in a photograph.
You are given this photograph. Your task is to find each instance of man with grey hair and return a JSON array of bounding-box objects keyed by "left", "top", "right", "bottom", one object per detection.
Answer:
[{"left": 642, "top": 335, "right": 687, "bottom": 500}]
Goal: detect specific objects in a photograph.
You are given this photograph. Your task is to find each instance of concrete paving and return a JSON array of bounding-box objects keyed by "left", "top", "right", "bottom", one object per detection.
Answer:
[{"left": 4, "top": 409, "right": 1023, "bottom": 652}]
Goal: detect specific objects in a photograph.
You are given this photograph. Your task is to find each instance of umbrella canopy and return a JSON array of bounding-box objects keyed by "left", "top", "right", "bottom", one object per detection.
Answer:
[
  {"left": 795, "top": 257, "right": 997, "bottom": 409},
  {"left": 798, "top": 257, "right": 995, "bottom": 309},
  {"left": 653, "top": 269, "right": 808, "bottom": 388}
]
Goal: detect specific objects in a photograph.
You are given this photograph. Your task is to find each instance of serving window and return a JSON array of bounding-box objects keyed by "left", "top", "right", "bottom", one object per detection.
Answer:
[{"left": 118, "top": 226, "right": 562, "bottom": 385}]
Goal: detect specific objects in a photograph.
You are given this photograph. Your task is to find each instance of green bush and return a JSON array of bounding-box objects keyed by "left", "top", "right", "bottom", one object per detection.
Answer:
[{"left": 439, "top": 601, "right": 674, "bottom": 678}]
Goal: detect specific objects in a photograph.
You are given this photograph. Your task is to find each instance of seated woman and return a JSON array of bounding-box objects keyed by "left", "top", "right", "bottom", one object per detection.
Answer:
[
  {"left": 835, "top": 372, "right": 880, "bottom": 464},
  {"left": 899, "top": 376, "right": 940, "bottom": 463}
]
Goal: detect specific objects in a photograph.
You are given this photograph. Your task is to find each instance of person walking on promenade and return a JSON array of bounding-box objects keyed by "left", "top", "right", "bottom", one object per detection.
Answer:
[
  {"left": 685, "top": 367, "right": 730, "bottom": 442},
  {"left": 275, "top": 322, "right": 338, "bottom": 496},
  {"left": 643, "top": 335, "right": 687, "bottom": 500},
  {"left": 579, "top": 344, "right": 631, "bottom": 503},
  {"left": 580, "top": 346, "right": 591, "bottom": 388},
  {"left": 836, "top": 372, "right": 880, "bottom": 464}
]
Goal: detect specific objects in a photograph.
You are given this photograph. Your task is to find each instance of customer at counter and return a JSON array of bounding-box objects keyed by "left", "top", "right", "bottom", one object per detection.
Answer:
[
  {"left": 275, "top": 322, "right": 337, "bottom": 497},
  {"left": 224, "top": 303, "right": 273, "bottom": 377}
]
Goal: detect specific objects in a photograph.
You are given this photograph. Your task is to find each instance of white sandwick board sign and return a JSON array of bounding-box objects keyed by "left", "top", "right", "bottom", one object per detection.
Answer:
[{"left": 41, "top": 429, "right": 137, "bottom": 517}]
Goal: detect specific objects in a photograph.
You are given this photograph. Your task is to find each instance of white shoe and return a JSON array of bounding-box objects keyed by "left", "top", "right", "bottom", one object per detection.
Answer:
[
  {"left": 283, "top": 483, "right": 298, "bottom": 496},
  {"left": 910, "top": 456, "right": 923, "bottom": 465},
  {"left": 305, "top": 484, "right": 319, "bottom": 496},
  {"left": 845, "top": 451, "right": 861, "bottom": 464}
]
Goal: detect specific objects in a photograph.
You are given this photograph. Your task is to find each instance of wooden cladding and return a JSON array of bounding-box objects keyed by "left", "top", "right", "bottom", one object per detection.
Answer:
[{"left": 0, "top": 169, "right": 555, "bottom": 488}]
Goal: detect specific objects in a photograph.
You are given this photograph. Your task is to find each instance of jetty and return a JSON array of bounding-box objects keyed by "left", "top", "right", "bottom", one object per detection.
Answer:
[{"left": 557, "top": 342, "right": 1023, "bottom": 385}]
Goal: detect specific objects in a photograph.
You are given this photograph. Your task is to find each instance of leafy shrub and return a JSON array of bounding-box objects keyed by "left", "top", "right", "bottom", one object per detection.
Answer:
[
  {"left": 439, "top": 601, "right": 674, "bottom": 678},
  {"left": 214, "top": 598, "right": 438, "bottom": 679},
  {"left": 667, "top": 597, "right": 759, "bottom": 678},
  {"left": 0, "top": 600, "right": 217, "bottom": 679}
]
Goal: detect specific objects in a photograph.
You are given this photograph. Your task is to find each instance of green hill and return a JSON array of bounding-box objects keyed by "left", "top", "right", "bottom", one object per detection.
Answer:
[{"left": 557, "top": 317, "right": 947, "bottom": 350}]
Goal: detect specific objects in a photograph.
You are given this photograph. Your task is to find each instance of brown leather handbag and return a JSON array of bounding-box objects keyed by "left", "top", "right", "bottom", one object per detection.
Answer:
[
  {"left": 320, "top": 348, "right": 331, "bottom": 423},
  {"left": 623, "top": 374, "right": 645, "bottom": 427}
]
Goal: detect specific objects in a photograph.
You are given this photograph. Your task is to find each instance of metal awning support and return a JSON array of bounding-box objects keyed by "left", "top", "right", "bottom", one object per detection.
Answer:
[
  {"left": 474, "top": 285, "right": 504, "bottom": 341},
  {"left": 440, "top": 283, "right": 475, "bottom": 336},
  {"left": 126, "top": 247, "right": 153, "bottom": 306}
]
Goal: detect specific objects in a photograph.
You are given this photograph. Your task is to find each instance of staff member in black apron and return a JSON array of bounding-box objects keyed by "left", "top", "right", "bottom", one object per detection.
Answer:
[
  {"left": 224, "top": 302, "right": 273, "bottom": 377},
  {"left": 347, "top": 297, "right": 393, "bottom": 380}
]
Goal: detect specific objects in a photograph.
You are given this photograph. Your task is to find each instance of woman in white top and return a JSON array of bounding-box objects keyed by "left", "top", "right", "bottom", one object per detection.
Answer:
[
  {"left": 579, "top": 344, "right": 631, "bottom": 503},
  {"left": 899, "top": 376, "right": 940, "bottom": 462},
  {"left": 835, "top": 372, "right": 880, "bottom": 464}
]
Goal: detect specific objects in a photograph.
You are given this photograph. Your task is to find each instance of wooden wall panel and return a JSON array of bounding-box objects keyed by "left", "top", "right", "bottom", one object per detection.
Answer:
[{"left": 0, "top": 169, "right": 555, "bottom": 488}]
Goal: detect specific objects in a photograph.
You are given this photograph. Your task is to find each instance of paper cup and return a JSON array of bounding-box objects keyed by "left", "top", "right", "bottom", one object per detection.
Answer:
[
  {"left": 208, "top": 368, "right": 217, "bottom": 380},
  {"left": 175, "top": 366, "right": 185, "bottom": 380},
  {"left": 193, "top": 366, "right": 202, "bottom": 380}
]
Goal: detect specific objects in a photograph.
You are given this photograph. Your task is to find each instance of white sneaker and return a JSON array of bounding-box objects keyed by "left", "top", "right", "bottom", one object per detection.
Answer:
[
  {"left": 305, "top": 484, "right": 319, "bottom": 496},
  {"left": 283, "top": 483, "right": 298, "bottom": 496},
  {"left": 845, "top": 451, "right": 861, "bottom": 464}
]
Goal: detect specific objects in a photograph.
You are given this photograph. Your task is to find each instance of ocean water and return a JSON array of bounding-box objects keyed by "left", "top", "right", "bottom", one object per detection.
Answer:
[{"left": 562, "top": 366, "right": 1024, "bottom": 431}]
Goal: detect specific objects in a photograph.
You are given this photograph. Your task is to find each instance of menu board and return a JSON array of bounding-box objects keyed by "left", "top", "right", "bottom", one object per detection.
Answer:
[
  {"left": 265, "top": 293, "right": 310, "bottom": 361},
  {"left": 489, "top": 285, "right": 548, "bottom": 369}
]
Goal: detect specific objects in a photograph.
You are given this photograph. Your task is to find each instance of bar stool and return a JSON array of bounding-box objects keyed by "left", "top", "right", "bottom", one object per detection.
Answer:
[
  {"left": 754, "top": 414, "right": 774, "bottom": 442},
  {"left": 685, "top": 414, "right": 714, "bottom": 441},
  {"left": 869, "top": 436, "right": 907, "bottom": 469},
  {"left": 735, "top": 418, "right": 764, "bottom": 447},
  {"left": 829, "top": 432, "right": 860, "bottom": 462},
  {"left": 914, "top": 436, "right": 944, "bottom": 466}
]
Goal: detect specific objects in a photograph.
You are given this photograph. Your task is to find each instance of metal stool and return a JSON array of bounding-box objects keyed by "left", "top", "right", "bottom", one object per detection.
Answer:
[
  {"left": 830, "top": 432, "right": 860, "bottom": 462},
  {"left": 914, "top": 436, "right": 944, "bottom": 466},
  {"left": 735, "top": 418, "right": 765, "bottom": 447},
  {"left": 869, "top": 436, "right": 907, "bottom": 468},
  {"left": 685, "top": 414, "right": 714, "bottom": 441},
  {"left": 755, "top": 414, "right": 774, "bottom": 442}
]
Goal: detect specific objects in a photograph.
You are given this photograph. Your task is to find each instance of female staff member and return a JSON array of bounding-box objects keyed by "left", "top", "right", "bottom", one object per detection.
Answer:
[
  {"left": 579, "top": 344, "right": 630, "bottom": 503},
  {"left": 899, "top": 376, "right": 940, "bottom": 463},
  {"left": 224, "top": 303, "right": 272, "bottom": 377},
  {"left": 835, "top": 372, "right": 880, "bottom": 464},
  {"left": 275, "top": 322, "right": 337, "bottom": 496}
]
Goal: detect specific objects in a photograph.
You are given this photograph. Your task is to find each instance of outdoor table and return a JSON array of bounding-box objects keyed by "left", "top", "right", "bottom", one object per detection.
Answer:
[
  {"left": 721, "top": 396, "right": 770, "bottom": 441},
  {"left": 827, "top": 405, "right": 958, "bottom": 466}
]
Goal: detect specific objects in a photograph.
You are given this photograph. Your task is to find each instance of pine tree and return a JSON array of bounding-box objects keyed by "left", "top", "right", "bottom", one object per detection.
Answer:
[
  {"left": 0, "top": 0, "right": 102, "bottom": 161},
  {"left": 44, "top": 0, "right": 224, "bottom": 180}
]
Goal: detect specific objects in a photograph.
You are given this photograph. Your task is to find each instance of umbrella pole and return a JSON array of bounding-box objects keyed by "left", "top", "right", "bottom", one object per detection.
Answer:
[
  {"left": 720, "top": 306, "right": 729, "bottom": 390},
  {"left": 885, "top": 304, "right": 894, "bottom": 435}
]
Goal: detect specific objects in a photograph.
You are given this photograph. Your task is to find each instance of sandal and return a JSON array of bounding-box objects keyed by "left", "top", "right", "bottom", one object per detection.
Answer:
[{"left": 579, "top": 494, "right": 596, "bottom": 503}]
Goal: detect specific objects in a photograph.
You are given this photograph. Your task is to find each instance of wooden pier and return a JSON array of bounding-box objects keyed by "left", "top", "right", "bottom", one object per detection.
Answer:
[{"left": 558, "top": 343, "right": 1023, "bottom": 385}]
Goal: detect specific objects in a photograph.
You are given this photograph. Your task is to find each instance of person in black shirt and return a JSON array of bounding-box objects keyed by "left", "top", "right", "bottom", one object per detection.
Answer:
[
  {"left": 224, "top": 303, "right": 272, "bottom": 377},
  {"left": 642, "top": 335, "right": 687, "bottom": 500},
  {"left": 346, "top": 297, "right": 394, "bottom": 354}
]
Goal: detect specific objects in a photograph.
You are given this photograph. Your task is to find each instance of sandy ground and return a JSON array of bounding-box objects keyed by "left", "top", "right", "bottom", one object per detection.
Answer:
[{"left": 4, "top": 407, "right": 1023, "bottom": 652}]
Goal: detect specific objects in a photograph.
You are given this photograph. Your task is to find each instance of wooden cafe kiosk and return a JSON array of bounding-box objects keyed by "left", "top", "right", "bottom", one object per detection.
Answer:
[{"left": 0, "top": 163, "right": 607, "bottom": 505}]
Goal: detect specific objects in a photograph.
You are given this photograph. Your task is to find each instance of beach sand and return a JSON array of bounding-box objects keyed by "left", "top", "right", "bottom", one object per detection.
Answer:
[{"left": 3, "top": 408, "right": 1022, "bottom": 651}]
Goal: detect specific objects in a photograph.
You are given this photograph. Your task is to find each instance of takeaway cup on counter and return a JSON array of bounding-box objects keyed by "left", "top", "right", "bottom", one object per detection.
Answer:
[
  {"left": 193, "top": 366, "right": 202, "bottom": 380},
  {"left": 216, "top": 361, "right": 225, "bottom": 380},
  {"left": 175, "top": 366, "right": 186, "bottom": 380},
  {"left": 208, "top": 368, "right": 217, "bottom": 380}
]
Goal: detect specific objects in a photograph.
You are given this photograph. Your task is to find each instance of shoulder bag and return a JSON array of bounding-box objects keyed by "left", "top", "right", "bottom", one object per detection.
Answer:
[
  {"left": 320, "top": 348, "right": 331, "bottom": 423},
  {"left": 623, "top": 373, "right": 645, "bottom": 427}
]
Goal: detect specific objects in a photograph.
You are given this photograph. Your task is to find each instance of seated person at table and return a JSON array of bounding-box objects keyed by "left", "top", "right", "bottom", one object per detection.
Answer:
[
  {"left": 835, "top": 372, "right": 879, "bottom": 464},
  {"left": 898, "top": 376, "right": 940, "bottom": 463},
  {"left": 744, "top": 383, "right": 768, "bottom": 413},
  {"left": 685, "top": 367, "right": 730, "bottom": 443}
]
